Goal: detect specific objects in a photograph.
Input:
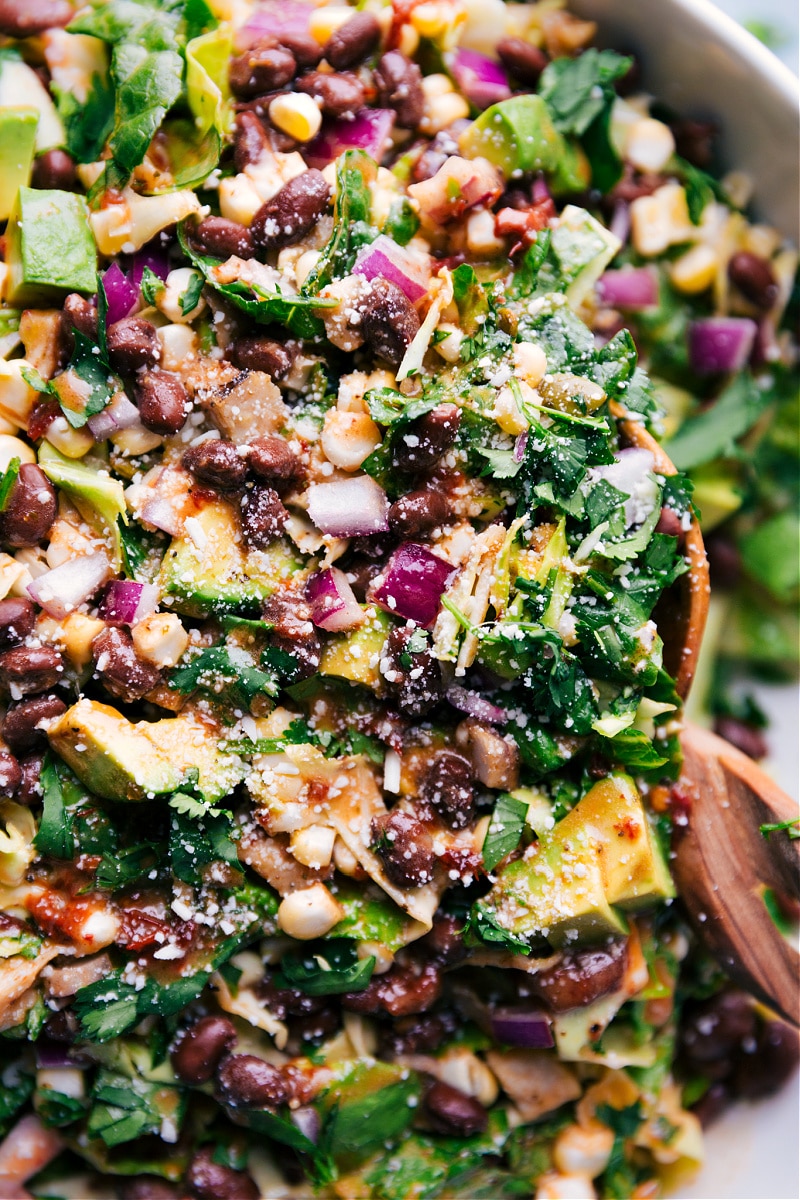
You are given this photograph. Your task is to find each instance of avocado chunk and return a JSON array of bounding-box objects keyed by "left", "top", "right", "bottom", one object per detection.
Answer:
[
  {"left": 319, "top": 605, "right": 393, "bottom": 689},
  {"left": 158, "top": 497, "right": 303, "bottom": 618},
  {"left": 558, "top": 773, "right": 675, "bottom": 910},
  {"left": 550, "top": 205, "right": 621, "bottom": 307},
  {"left": 475, "top": 773, "right": 672, "bottom": 950},
  {"left": 0, "top": 108, "right": 38, "bottom": 221},
  {"left": 48, "top": 699, "right": 183, "bottom": 803},
  {"left": 458, "top": 95, "right": 589, "bottom": 192},
  {"left": 6, "top": 188, "right": 97, "bottom": 305},
  {"left": 476, "top": 831, "right": 628, "bottom": 949},
  {"left": 38, "top": 442, "right": 127, "bottom": 568},
  {"left": 48, "top": 699, "right": 245, "bottom": 803}
]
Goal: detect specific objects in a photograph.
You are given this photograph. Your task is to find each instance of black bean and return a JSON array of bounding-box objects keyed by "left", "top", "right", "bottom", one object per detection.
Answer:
[
  {"left": 230, "top": 336, "right": 295, "bottom": 380},
  {"left": 419, "top": 913, "right": 466, "bottom": 967},
  {"left": 229, "top": 40, "right": 296, "bottom": 98},
  {"left": 532, "top": 940, "right": 629, "bottom": 1012},
  {"left": 3, "top": 695, "right": 66, "bottom": 755},
  {"left": 171, "top": 1015, "right": 237, "bottom": 1085},
  {"left": 31, "top": 148, "right": 77, "bottom": 191},
  {"left": 106, "top": 317, "right": 160, "bottom": 374},
  {"left": 247, "top": 435, "right": 303, "bottom": 485},
  {"left": 392, "top": 403, "right": 460, "bottom": 471},
  {"left": 286, "top": 1004, "right": 339, "bottom": 1052},
  {"left": 232, "top": 110, "right": 271, "bottom": 172},
  {"left": 388, "top": 488, "right": 449, "bottom": 537},
  {"left": 0, "top": 645, "right": 63, "bottom": 697},
  {"left": 16, "top": 751, "right": 44, "bottom": 803},
  {"left": 412, "top": 128, "right": 461, "bottom": 184},
  {"left": 324, "top": 12, "right": 381, "bottom": 70},
  {"left": 277, "top": 31, "right": 323, "bottom": 68},
  {"left": 713, "top": 715, "right": 768, "bottom": 761},
  {"left": 42, "top": 1007, "right": 79, "bottom": 1043},
  {"left": 344, "top": 556, "right": 382, "bottom": 602},
  {"left": 261, "top": 591, "right": 320, "bottom": 680},
  {"left": 120, "top": 1179, "right": 181, "bottom": 1200},
  {"left": 0, "top": 749, "right": 21, "bottom": 796},
  {"left": 135, "top": 370, "right": 189, "bottom": 435},
  {"left": 671, "top": 117, "right": 717, "bottom": 169},
  {"left": 0, "top": 464, "right": 56, "bottom": 547},
  {"left": 679, "top": 990, "right": 757, "bottom": 1077},
  {"left": 257, "top": 976, "right": 329, "bottom": 1019},
  {"left": 343, "top": 960, "right": 442, "bottom": 1016},
  {"left": 240, "top": 484, "right": 289, "bottom": 550},
  {"left": 380, "top": 626, "right": 442, "bottom": 718},
  {"left": 183, "top": 439, "right": 248, "bottom": 490},
  {"left": 371, "top": 809, "right": 435, "bottom": 888},
  {"left": 691, "top": 1081, "right": 732, "bottom": 1128},
  {"left": 420, "top": 751, "right": 474, "bottom": 829},
  {"left": 61, "top": 293, "right": 98, "bottom": 356},
  {"left": 297, "top": 71, "right": 366, "bottom": 118},
  {"left": 0, "top": 0, "right": 72, "bottom": 37},
  {"left": 191, "top": 215, "right": 255, "bottom": 260},
  {"left": 250, "top": 169, "right": 331, "bottom": 252},
  {"left": 424, "top": 1080, "right": 487, "bottom": 1136},
  {"left": 0, "top": 597, "right": 35, "bottom": 648},
  {"left": 731, "top": 1019, "right": 800, "bottom": 1100},
  {"left": 216, "top": 1053, "right": 289, "bottom": 1109},
  {"left": 728, "top": 251, "right": 779, "bottom": 311},
  {"left": 374, "top": 51, "right": 425, "bottom": 128},
  {"left": 360, "top": 276, "right": 421, "bottom": 367},
  {"left": 92, "top": 627, "right": 161, "bottom": 704},
  {"left": 496, "top": 37, "right": 548, "bottom": 85},
  {"left": 381, "top": 1009, "right": 459, "bottom": 1056},
  {"left": 186, "top": 1149, "right": 259, "bottom": 1200}
]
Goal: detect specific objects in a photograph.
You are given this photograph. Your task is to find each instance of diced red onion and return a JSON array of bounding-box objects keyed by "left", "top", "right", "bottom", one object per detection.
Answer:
[
  {"left": 513, "top": 432, "right": 528, "bottom": 462},
  {"left": 27, "top": 553, "right": 110, "bottom": 620},
  {"left": 447, "top": 684, "right": 507, "bottom": 726},
  {"left": 102, "top": 263, "right": 138, "bottom": 326},
  {"left": 307, "top": 567, "right": 365, "bottom": 632},
  {"left": 490, "top": 1005, "right": 554, "bottom": 1048},
  {"left": 307, "top": 477, "right": 390, "bottom": 537},
  {"left": 35, "top": 1045, "right": 90, "bottom": 1070},
  {"left": 371, "top": 542, "right": 455, "bottom": 627},
  {"left": 99, "top": 580, "right": 158, "bottom": 626},
  {"left": 140, "top": 495, "right": 183, "bottom": 537},
  {"left": 290, "top": 1105, "right": 320, "bottom": 1144},
  {"left": 532, "top": 175, "right": 552, "bottom": 206},
  {"left": 688, "top": 316, "right": 758, "bottom": 375},
  {"left": 596, "top": 266, "right": 658, "bottom": 311},
  {"left": 87, "top": 391, "right": 140, "bottom": 441},
  {"left": 353, "top": 235, "right": 430, "bottom": 303},
  {"left": 448, "top": 48, "right": 511, "bottom": 109},
  {"left": 609, "top": 199, "right": 631, "bottom": 245},
  {"left": 236, "top": 0, "right": 313, "bottom": 49},
  {"left": 305, "top": 108, "right": 395, "bottom": 170},
  {"left": 130, "top": 244, "right": 171, "bottom": 294}
]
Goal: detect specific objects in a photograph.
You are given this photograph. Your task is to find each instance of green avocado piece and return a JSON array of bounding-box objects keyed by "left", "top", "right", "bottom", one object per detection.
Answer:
[
  {"left": 556, "top": 773, "right": 675, "bottom": 911},
  {"left": 6, "top": 187, "right": 97, "bottom": 305},
  {"left": 0, "top": 107, "right": 38, "bottom": 221},
  {"left": 158, "top": 498, "right": 303, "bottom": 618},
  {"left": 48, "top": 699, "right": 246, "bottom": 803},
  {"left": 48, "top": 699, "right": 184, "bottom": 802},
  {"left": 38, "top": 441, "right": 127, "bottom": 568},
  {"left": 319, "top": 605, "right": 393, "bottom": 689},
  {"left": 477, "top": 831, "right": 628, "bottom": 949},
  {"left": 458, "top": 95, "right": 589, "bottom": 192}
]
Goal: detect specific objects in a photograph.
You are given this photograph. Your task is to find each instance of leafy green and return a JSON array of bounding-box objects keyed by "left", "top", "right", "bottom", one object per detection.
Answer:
[
  {"left": 507, "top": 229, "right": 553, "bottom": 300},
  {"left": 50, "top": 331, "right": 115, "bottom": 428},
  {"left": 322, "top": 1074, "right": 420, "bottom": 1163},
  {"left": 463, "top": 906, "right": 531, "bottom": 955},
  {"left": 95, "top": 842, "right": 161, "bottom": 890},
  {"left": 365, "top": 1113, "right": 511, "bottom": 1200},
  {"left": 56, "top": 71, "right": 115, "bottom": 164},
  {"left": 75, "top": 968, "right": 209, "bottom": 1042},
  {"left": 0, "top": 1062, "right": 34, "bottom": 1136},
  {"left": 276, "top": 939, "right": 375, "bottom": 996},
  {"left": 0, "top": 457, "right": 20, "bottom": 513},
  {"left": 538, "top": 50, "right": 632, "bottom": 192},
  {"left": 170, "top": 644, "right": 279, "bottom": 707},
  {"left": 365, "top": 386, "right": 438, "bottom": 427},
  {"left": 178, "top": 270, "right": 204, "bottom": 314},
  {"left": 179, "top": 222, "right": 330, "bottom": 339},
  {"left": 35, "top": 755, "right": 74, "bottom": 860},
  {"left": 36, "top": 1090, "right": 88, "bottom": 1128},
  {"left": 301, "top": 149, "right": 376, "bottom": 294},
  {"left": 88, "top": 1064, "right": 183, "bottom": 1147},
  {"left": 674, "top": 157, "right": 730, "bottom": 224},
  {"left": 382, "top": 196, "right": 419, "bottom": 246},
  {"left": 760, "top": 816, "right": 800, "bottom": 840},
  {"left": 139, "top": 265, "right": 166, "bottom": 306},
  {"left": 739, "top": 510, "right": 799, "bottom": 605},
  {"left": 665, "top": 373, "right": 773, "bottom": 470},
  {"left": 119, "top": 518, "right": 166, "bottom": 581},
  {"left": 596, "top": 1101, "right": 646, "bottom": 1200},
  {"left": 482, "top": 793, "right": 529, "bottom": 872},
  {"left": 169, "top": 808, "right": 239, "bottom": 885}
]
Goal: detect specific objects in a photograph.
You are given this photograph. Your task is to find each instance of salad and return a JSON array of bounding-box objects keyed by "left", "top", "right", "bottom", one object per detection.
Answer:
[{"left": 0, "top": 1, "right": 797, "bottom": 1198}]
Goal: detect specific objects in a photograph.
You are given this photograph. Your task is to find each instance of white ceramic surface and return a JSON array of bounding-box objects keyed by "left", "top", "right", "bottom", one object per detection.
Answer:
[{"left": 570, "top": 2, "right": 800, "bottom": 1196}]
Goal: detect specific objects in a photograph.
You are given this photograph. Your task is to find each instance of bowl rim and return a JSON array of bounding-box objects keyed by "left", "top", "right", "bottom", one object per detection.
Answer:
[{"left": 676, "top": 0, "right": 800, "bottom": 101}]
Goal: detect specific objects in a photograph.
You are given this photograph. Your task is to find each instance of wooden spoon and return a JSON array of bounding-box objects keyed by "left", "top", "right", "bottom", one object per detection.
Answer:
[
  {"left": 615, "top": 404, "right": 799, "bottom": 1023},
  {"left": 673, "top": 723, "right": 800, "bottom": 1027}
]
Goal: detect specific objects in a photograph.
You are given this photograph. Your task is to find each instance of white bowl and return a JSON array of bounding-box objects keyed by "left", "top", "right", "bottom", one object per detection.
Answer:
[{"left": 571, "top": 2, "right": 800, "bottom": 1196}]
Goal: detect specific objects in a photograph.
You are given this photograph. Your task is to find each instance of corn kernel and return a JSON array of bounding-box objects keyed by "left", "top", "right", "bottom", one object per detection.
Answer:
[
  {"left": 333, "top": 836, "right": 360, "bottom": 876},
  {"left": 45, "top": 417, "right": 94, "bottom": 459},
  {"left": 670, "top": 242, "right": 718, "bottom": 293},
  {"left": 420, "top": 91, "right": 470, "bottom": 135},
  {"left": 397, "top": 23, "right": 420, "bottom": 57},
  {"left": 289, "top": 825, "right": 336, "bottom": 869},
  {"left": 0, "top": 360, "right": 37, "bottom": 429},
  {"left": 421, "top": 72, "right": 454, "bottom": 100},
  {"left": 321, "top": 409, "right": 382, "bottom": 471},
  {"left": 514, "top": 341, "right": 547, "bottom": 386},
  {"left": 624, "top": 117, "right": 676, "bottom": 174},
  {"left": 435, "top": 323, "right": 464, "bottom": 363},
  {"left": 111, "top": 425, "right": 163, "bottom": 456},
  {"left": 630, "top": 182, "right": 693, "bottom": 257},
  {"left": 294, "top": 249, "right": 321, "bottom": 288},
  {"left": 553, "top": 1123, "right": 615, "bottom": 1178},
  {"left": 308, "top": 5, "right": 353, "bottom": 43},
  {"left": 90, "top": 203, "right": 132, "bottom": 257},
  {"left": 536, "top": 1171, "right": 597, "bottom": 1200},
  {"left": 742, "top": 223, "right": 782, "bottom": 260},
  {"left": 268, "top": 93, "right": 322, "bottom": 143},
  {"left": 411, "top": 2, "right": 449, "bottom": 38},
  {"left": 466, "top": 208, "right": 506, "bottom": 257},
  {"left": 277, "top": 882, "right": 344, "bottom": 939},
  {"left": 0, "top": 434, "right": 35, "bottom": 473},
  {"left": 219, "top": 173, "right": 263, "bottom": 226},
  {"left": 55, "top": 612, "right": 106, "bottom": 669},
  {"left": 157, "top": 324, "right": 198, "bottom": 372},
  {"left": 0, "top": 553, "right": 26, "bottom": 600}
]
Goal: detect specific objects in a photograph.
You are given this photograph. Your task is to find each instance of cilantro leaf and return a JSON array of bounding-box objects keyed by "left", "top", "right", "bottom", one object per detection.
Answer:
[
  {"left": 463, "top": 906, "right": 531, "bottom": 955},
  {"left": 674, "top": 157, "right": 730, "bottom": 224},
  {"left": 482, "top": 793, "right": 529, "bottom": 872},
  {"left": 0, "top": 1063, "right": 34, "bottom": 1137},
  {"left": 35, "top": 755, "right": 73, "bottom": 860},
  {"left": 139, "top": 265, "right": 166, "bottom": 306},
  {"left": 88, "top": 1065, "right": 184, "bottom": 1147},
  {"left": 322, "top": 1074, "right": 420, "bottom": 1162},
  {"left": 50, "top": 330, "right": 115, "bottom": 428},
  {"left": 760, "top": 817, "right": 800, "bottom": 840},
  {"left": 169, "top": 808, "right": 239, "bottom": 885},
  {"left": 276, "top": 939, "right": 375, "bottom": 996},
  {"left": 301, "top": 149, "right": 376, "bottom": 295},
  {"left": 179, "top": 269, "right": 204, "bottom": 315},
  {"left": 56, "top": 70, "right": 115, "bottom": 164},
  {"left": 170, "top": 644, "right": 279, "bottom": 707},
  {"left": 0, "top": 457, "right": 20, "bottom": 513}
]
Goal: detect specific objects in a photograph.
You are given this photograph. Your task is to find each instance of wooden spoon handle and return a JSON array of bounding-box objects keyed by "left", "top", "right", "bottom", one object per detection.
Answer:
[{"left": 673, "top": 723, "right": 800, "bottom": 1026}]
